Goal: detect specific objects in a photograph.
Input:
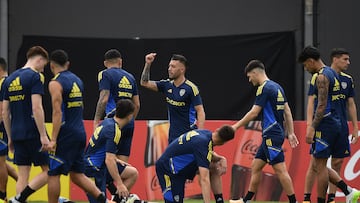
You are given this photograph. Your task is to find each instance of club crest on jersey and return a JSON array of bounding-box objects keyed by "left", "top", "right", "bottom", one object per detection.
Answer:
[
  {"left": 341, "top": 82, "right": 347, "bottom": 89},
  {"left": 179, "top": 89, "right": 186, "bottom": 96}
]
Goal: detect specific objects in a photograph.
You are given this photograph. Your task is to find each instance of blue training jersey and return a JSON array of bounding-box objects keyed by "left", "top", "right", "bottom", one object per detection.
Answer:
[
  {"left": 3, "top": 68, "right": 44, "bottom": 141},
  {"left": 156, "top": 129, "right": 212, "bottom": 178},
  {"left": 254, "top": 80, "right": 287, "bottom": 137},
  {"left": 156, "top": 79, "right": 203, "bottom": 143},
  {"left": 98, "top": 67, "right": 138, "bottom": 128},
  {"left": 52, "top": 70, "right": 86, "bottom": 141},
  {"left": 84, "top": 118, "right": 122, "bottom": 170},
  {"left": 307, "top": 66, "right": 341, "bottom": 125},
  {"left": 308, "top": 70, "right": 354, "bottom": 132},
  {"left": 0, "top": 76, "right": 8, "bottom": 144},
  {"left": 0, "top": 76, "right": 7, "bottom": 102}
]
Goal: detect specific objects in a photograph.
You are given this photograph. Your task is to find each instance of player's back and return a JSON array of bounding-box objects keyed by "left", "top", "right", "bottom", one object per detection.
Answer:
[
  {"left": 53, "top": 70, "right": 85, "bottom": 135},
  {"left": 0, "top": 76, "right": 8, "bottom": 139},
  {"left": 84, "top": 118, "right": 119, "bottom": 168},
  {"left": 3, "top": 68, "right": 44, "bottom": 140},
  {"left": 98, "top": 67, "right": 138, "bottom": 114},
  {"left": 313, "top": 67, "right": 341, "bottom": 126},
  {"left": 156, "top": 129, "right": 212, "bottom": 176}
]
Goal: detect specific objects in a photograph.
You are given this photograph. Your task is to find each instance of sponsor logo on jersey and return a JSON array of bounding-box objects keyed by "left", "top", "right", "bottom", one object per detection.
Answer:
[
  {"left": 118, "top": 76, "right": 133, "bottom": 89},
  {"left": 69, "top": 82, "right": 82, "bottom": 98},
  {"left": 8, "top": 77, "right": 22, "bottom": 92}
]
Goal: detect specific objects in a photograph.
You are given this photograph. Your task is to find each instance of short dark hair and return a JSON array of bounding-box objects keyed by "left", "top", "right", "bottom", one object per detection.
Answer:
[
  {"left": 244, "top": 59, "right": 265, "bottom": 74},
  {"left": 50, "top": 50, "right": 69, "bottom": 66},
  {"left": 171, "top": 54, "right": 188, "bottom": 69},
  {"left": 26, "top": 46, "right": 49, "bottom": 60},
  {"left": 298, "top": 46, "right": 320, "bottom": 63},
  {"left": 104, "top": 49, "right": 122, "bottom": 60},
  {"left": 330, "top": 48, "right": 349, "bottom": 59},
  {"left": 115, "top": 99, "right": 135, "bottom": 119},
  {"left": 0, "top": 57, "right": 7, "bottom": 71},
  {"left": 218, "top": 125, "right": 235, "bottom": 142}
]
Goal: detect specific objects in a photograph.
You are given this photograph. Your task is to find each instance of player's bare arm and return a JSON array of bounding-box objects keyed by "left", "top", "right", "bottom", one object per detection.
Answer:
[
  {"left": 283, "top": 102, "right": 299, "bottom": 148},
  {"left": 232, "top": 105, "right": 262, "bottom": 131},
  {"left": 195, "top": 104, "right": 205, "bottom": 129},
  {"left": 311, "top": 74, "right": 329, "bottom": 129},
  {"left": 48, "top": 81, "right": 63, "bottom": 151},
  {"left": 132, "top": 95, "right": 140, "bottom": 119},
  {"left": 211, "top": 152, "right": 227, "bottom": 175},
  {"left": 347, "top": 97, "right": 359, "bottom": 143},
  {"left": 2, "top": 100, "right": 12, "bottom": 152},
  {"left": 306, "top": 95, "right": 315, "bottom": 127},
  {"left": 198, "top": 166, "right": 211, "bottom": 203},
  {"left": 93, "top": 89, "right": 110, "bottom": 129},
  {"left": 32, "top": 94, "right": 50, "bottom": 151},
  {"left": 140, "top": 53, "right": 158, "bottom": 91},
  {"left": 106, "top": 152, "right": 129, "bottom": 198}
]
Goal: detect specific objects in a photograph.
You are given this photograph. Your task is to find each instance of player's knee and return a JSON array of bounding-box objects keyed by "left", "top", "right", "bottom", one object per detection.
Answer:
[
  {"left": 131, "top": 167, "right": 139, "bottom": 181},
  {"left": 310, "top": 162, "right": 318, "bottom": 173},
  {"left": 331, "top": 158, "right": 343, "bottom": 171}
]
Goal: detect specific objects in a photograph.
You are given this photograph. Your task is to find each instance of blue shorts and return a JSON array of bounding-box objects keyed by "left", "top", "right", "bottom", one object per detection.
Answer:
[
  {"left": 105, "top": 161, "right": 126, "bottom": 183},
  {"left": 48, "top": 136, "right": 86, "bottom": 176},
  {"left": 0, "top": 123, "right": 8, "bottom": 156},
  {"left": 116, "top": 127, "right": 134, "bottom": 156},
  {"left": 331, "top": 128, "right": 350, "bottom": 158},
  {"left": 255, "top": 135, "right": 285, "bottom": 165},
  {"left": 311, "top": 118, "right": 341, "bottom": 158},
  {"left": 13, "top": 138, "right": 48, "bottom": 166},
  {"left": 156, "top": 162, "right": 187, "bottom": 203}
]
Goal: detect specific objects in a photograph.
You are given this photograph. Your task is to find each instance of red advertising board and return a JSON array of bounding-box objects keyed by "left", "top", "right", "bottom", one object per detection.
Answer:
[{"left": 69, "top": 120, "right": 360, "bottom": 202}]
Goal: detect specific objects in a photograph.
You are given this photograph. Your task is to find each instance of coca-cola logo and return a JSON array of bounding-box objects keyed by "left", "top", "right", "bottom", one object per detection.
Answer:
[
  {"left": 241, "top": 139, "right": 259, "bottom": 156},
  {"left": 151, "top": 175, "right": 161, "bottom": 190},
  {"left": 344, "top": 149, "right": 360, "bottom": 181}
]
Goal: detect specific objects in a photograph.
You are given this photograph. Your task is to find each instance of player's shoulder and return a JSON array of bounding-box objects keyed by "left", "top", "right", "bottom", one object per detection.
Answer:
[
  {"left": 191, "top": 129, "right": 211, "bottom": 140},
  {"left": 99, "top": 118, "right": 116, "bottom": 132},
  {"left": 184, "top": 79, "right": 200, "bottom": 95},
  {"left": 184, "top": 79, "right": 199, "bottom": 88},
  {"left": 97, "top": 69, "right": 108, "bottom": 82},
  {"left": 340, "top": 71, "right": 353, "bottom": 79},
  {"left": 158, "top": 79, "right": 171, "bottom": 85},
  {"left": 121, "top": 68, "right": 136, "bottom": 81},
  {"left": 310, "top": 73, "right": 319, "bottom": 85},
  {"left": 256, "top": 80, "right": 270, "bottom": 96},
  {"left": 28, "top": 68, "right": 45, "bottom": 84}
]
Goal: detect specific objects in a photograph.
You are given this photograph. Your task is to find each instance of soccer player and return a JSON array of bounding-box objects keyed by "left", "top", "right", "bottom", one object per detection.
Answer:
[
  {"left": 140, "top": 53, "right": 205, "bottom": 144},
  {"left": 94, "top": 49, "right": 140, "bottom": 164},
  {"left": 2, "top": 46, "right": 50, "bottom": 203},
  {"left": 141, "top": 53, "right": 227, "bottom": 203},
  {"left": 232, "top": 60, "right": 299, "bottom": 203},
  {"left": 47, "top": 50, "right": 111, "bottom": 203},
  {"left": 0, "top": 57, "right": 10, "bottom": 203},
  {"left": 155, "top": 124, "right": 235, "bottom": 203},
  {"left": 298, "top": 46, "right": 360, "bottom": 203},
  {"left": 301, "top": 47, "right": 360, "bottom": 203},
  {"left": 85, "top": 99, "right": 140, "bottom": 203}
]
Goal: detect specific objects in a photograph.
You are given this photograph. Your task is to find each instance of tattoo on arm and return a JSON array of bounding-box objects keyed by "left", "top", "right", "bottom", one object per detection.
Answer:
[
  {"left": 141, "top": 64, "right": 151, "bottom": 82},
  {"left": 312, "top": 75, "right": 329, "bottom": 129},
  {"left": 94, "top": 90, "right": 110, "bottom": 121}
]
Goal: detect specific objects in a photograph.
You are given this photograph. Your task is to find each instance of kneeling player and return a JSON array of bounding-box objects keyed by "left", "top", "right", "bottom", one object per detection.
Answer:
[{"left": 85, "top": 99, "right": 142, "bottom": 203}]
